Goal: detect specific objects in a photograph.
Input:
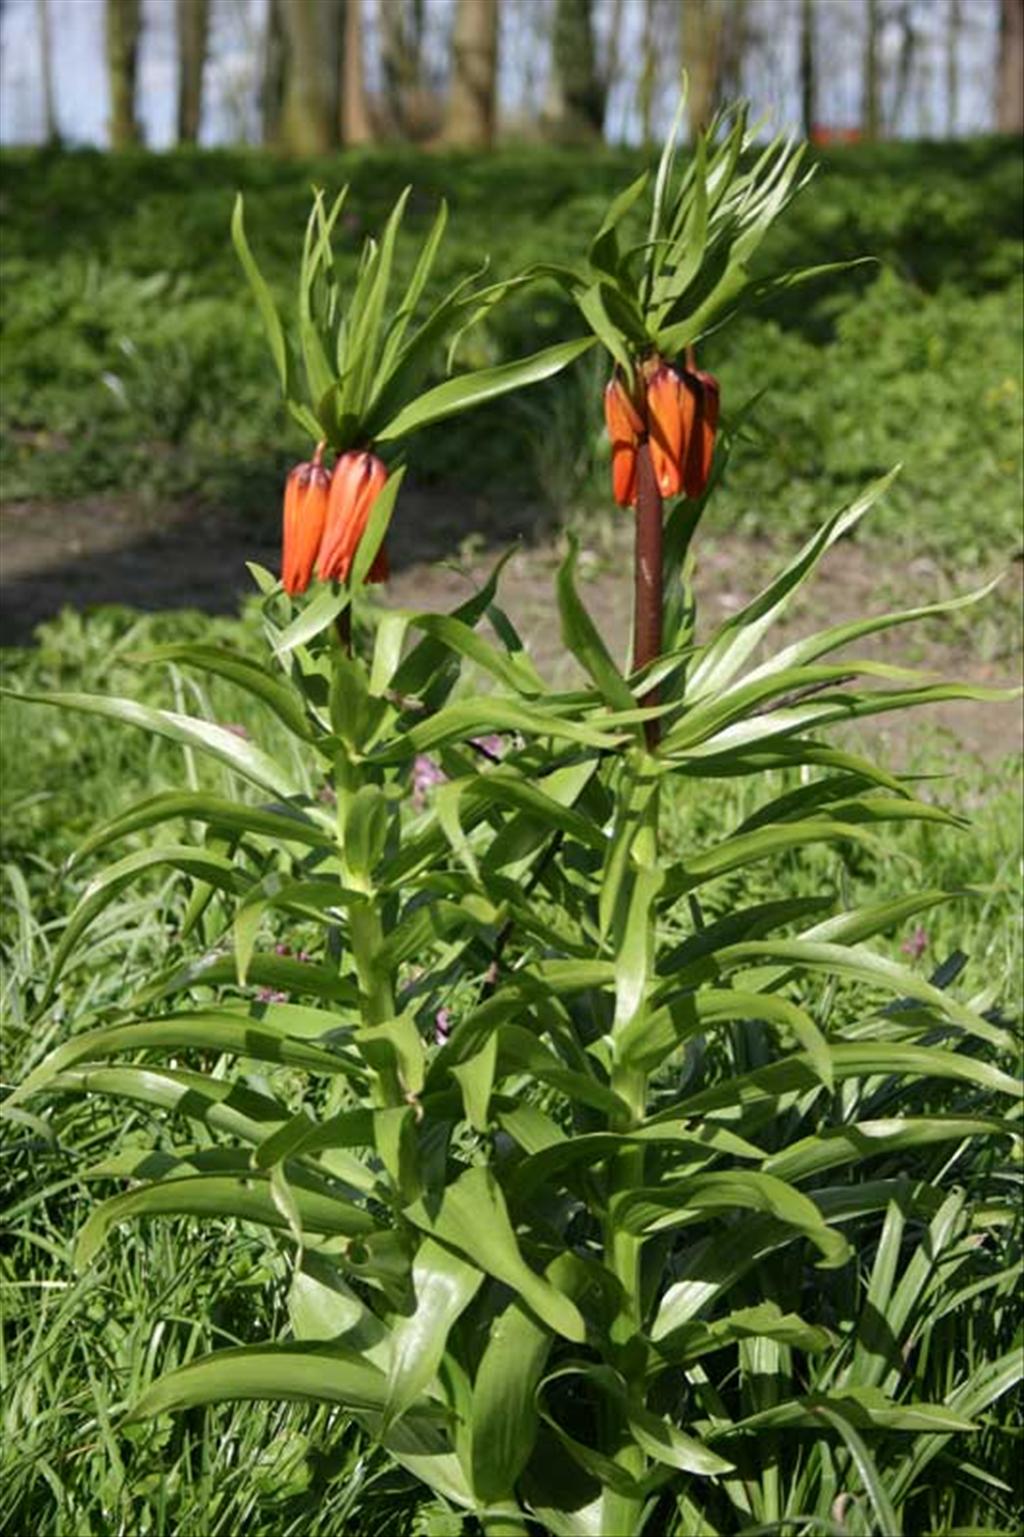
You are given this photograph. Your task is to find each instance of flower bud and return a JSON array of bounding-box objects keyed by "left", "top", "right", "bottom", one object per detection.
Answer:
[
  {"left": 281, "top": 448, "right": 330, "bottom": 596},
  {"left": 604, "top": 376, "right": 643, "bottom": 508},
  {"left": 683, "top": 368, "right": 720, "bottom": 499},
  {"left": 317, "top": 451, "right": 389, "bottom": 584}
]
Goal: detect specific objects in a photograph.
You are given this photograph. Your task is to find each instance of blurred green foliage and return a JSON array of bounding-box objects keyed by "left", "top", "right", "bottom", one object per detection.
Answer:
[{"left": 1, "top": 138, "right": 1021, "bottom": 563}]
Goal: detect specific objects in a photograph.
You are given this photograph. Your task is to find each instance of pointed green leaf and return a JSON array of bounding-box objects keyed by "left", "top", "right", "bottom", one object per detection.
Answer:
[
  {"left": 44, "top": 843, "right": 246, "bottom": 1004},
  {"left": 614, "top": 1170, "right": 850, "bottom": 1268},
  {"left": 69, "top": 791, "right": 332, "bottom": 867},
  {"left": 272, "top": 586, "right": 350, "bottom": 658},
  {"left": 9, "top": 1011, "right": 358, "bottom": 1109},
  {"left": 383, "top": 1237, "right": 482, "bottom": 1432},
  {"left": 558, "top": 537, "right": 636, "bottom": 713},
  {"left": 405, "top": 1167, "right": 585, "bottom": 1343},
  {"left": 75, "top": 1171, "right": 375, "bottom": 1270},
  {"left": 375, "top": 337, "right": 595, "bottom": 442},
  {"left": 126, "top": 1341, "right": 441, "bottom": 1425},
  {"left": 135, "top": 644, "right": 313, "bottom": 740},
  {"left": 2, "top": 690, "right": 298, "bottom": 797},
  {"left": 232, "top": 194, "right": 287, "bottom": 392},
  {"left": 684, "top": 470, "right": 899, "bottom": 704},
  {"left": 44, "top": 1064, "right": 288, "bottom": 1146},
  {"left": 451, "top": 1033, "right": 498, "bottom": 1132},
  {"left": 351, "top": 466, "right": 406, "bottom": 590}
]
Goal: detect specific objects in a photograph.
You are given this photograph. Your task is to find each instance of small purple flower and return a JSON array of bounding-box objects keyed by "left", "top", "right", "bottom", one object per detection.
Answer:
[
  {"left": 901, "top": 925, "right": 929, "bottom": 961},
  {"left": 257, "top": 987, "right": 288, "bottom": 1003},
  {"left": 411, "top": 753, "right": 446, "bottom": 810},
  {"left": 223, "top": 722, "right": 250, "bottom": 740},
  {"left": 318, "top": 783, "right": 338, "bottom": 806},
  {"left": 274, "top": 943, "right": 292, "bottom": 957},
  {"left": 472, "top": 734, "right": 506, "bottom": 761},
  {"left": 434, "top": 1008, "right": 452, "bottom": 1045}
]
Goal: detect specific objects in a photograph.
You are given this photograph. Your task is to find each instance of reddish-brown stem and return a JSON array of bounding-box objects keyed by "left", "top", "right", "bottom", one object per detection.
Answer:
[{"left": 633, "top": 439, "right": 663, "bottom": 750}]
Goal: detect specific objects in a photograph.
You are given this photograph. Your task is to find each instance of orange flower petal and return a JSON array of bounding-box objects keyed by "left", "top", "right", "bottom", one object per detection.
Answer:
[
  {"left": 647, "top": 364, "right": 683, "bottom": 498},
  {"left": 683, "top": 368, "right": 720, "bottom": 499},
  {"left": 317, "top": 452, "right": 388, "bottom": 583},
  {"left": 603, "top": 377, "right": 643, "bottom": 446},
  {"left": 316, "top": 452, "right": 363, "bottom": 582},
  {"left": 611, "top": 441, "right": 638, "bottom": 507},
  {"left": 282, "top": 460, "right": 330, "bottom": 595}
]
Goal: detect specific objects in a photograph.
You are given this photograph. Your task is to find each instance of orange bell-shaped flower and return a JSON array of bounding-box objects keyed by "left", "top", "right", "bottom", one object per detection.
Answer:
[
  {"left": 316, "top": 450, "right": 389, "bottom": 584},
  {"left": 683, "top": 368, "right": 720, "bottom": 500},
  {"left": 604, "top": 375, "right": 643, "bottom": 508},
  {"left": 281, "top": 446, "right": 330, "bottom": 596}
]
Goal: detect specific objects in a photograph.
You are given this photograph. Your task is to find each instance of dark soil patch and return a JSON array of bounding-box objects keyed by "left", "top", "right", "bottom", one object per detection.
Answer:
[{"left": 2, "top": 494, "right": 1020, "bottom": 763}]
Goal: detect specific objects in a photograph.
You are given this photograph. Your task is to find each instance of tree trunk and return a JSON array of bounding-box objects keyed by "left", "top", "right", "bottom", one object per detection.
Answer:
[
  {"left": 682, "top": 0, "right": 723, "bottom": 137},
  {"left": 444, "top": 0, "right": 499, "bottom": 148},
  {"left": 277, "top": 0, "right": 339, "bottom": 154},
  {"left": 548, "top": 0, "right": 605, "bottom": 142},
  {"left": 862, "top": 0, "right": 881, "bottom": 139},
  {"left": 603, "top": 0, "right": 626, "bottom": 103},
  {"left": 105, "top": 0, "right": 139, "bottom": 146},
  {"left": 342, "top": 0, "right": 373, "bottom": 144},
  {"left": 261, "top": 0, "right": 285, "bottom": 145},
  {"left": 887, "top": 1, "right": 915, "bottom": 136},
  {"left": 997, "top": 0, "right": 1024, "bottom": 133},
  {"left": 637, "top": 0, "right": 657, "bottom": 147},
  {"left": 799, "top": 0, "right": 815, "bottom": 138},
  {"left": 106, "top": 0, "right": 141, "bottom": 148},
  {"left": 718, "top": 0, "right": 746, "bottom": 104},
  {"left": 176, "top": 0, "right": 209, "bottom": 145},
  {"left": 379, "top": 0, "right": 422, "bottom": 136},
  {"left": 37, "top": 0, "right": 59, "bottom": 144},
  {"left": 946, "top": 0, "right": 960, "bottom": 136}
]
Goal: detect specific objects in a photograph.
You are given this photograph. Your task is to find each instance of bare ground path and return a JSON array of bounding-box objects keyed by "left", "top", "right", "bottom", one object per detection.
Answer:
[{"left": 2, "top": 494, "right": 1020, "bottom": 762}]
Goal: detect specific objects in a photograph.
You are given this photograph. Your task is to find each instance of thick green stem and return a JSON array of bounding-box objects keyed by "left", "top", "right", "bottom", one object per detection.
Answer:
[
  {"left": 633, "top": 439, "right": 663, "bottom": 750},
  {"left": 603, "top": 1064, "right": 648, "bottom": 1531},
  {"left": 349, "top": 900, "right": 395, "bottom": 1024},
  {"left": 334, "top": 751, "right": 398, "bottom": 1105},
  {"left": 480, "top": 1515, "right": 530, "bottom": 1537},
  {"left": 348, "top": 894, "right": 400, "bottom": 1109},
  {"left": 601, "top": 746, "right": 661, "bottom": 1528},
  {"left": 607, "top": 1064, "right": 647, "bottom": 1335}
]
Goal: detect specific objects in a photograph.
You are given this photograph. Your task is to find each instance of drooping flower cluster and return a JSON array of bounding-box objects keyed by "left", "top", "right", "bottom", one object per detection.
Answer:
[
  {"left": 603, "top": 358, "right": 720, "bottom": 508},
  {"left": 281, "top": 444, "right": 390, "bottom": 596}
]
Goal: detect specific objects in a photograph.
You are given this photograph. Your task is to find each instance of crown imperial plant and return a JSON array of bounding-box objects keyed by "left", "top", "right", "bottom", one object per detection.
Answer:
[{"left": 3, "top": 94, "right": 1019, "bottom": 1537}]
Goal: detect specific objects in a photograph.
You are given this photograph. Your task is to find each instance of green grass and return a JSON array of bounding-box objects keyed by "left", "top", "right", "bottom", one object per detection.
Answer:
[{"left": 1, "top": 139, "right": 1021, "bottom": 564}]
